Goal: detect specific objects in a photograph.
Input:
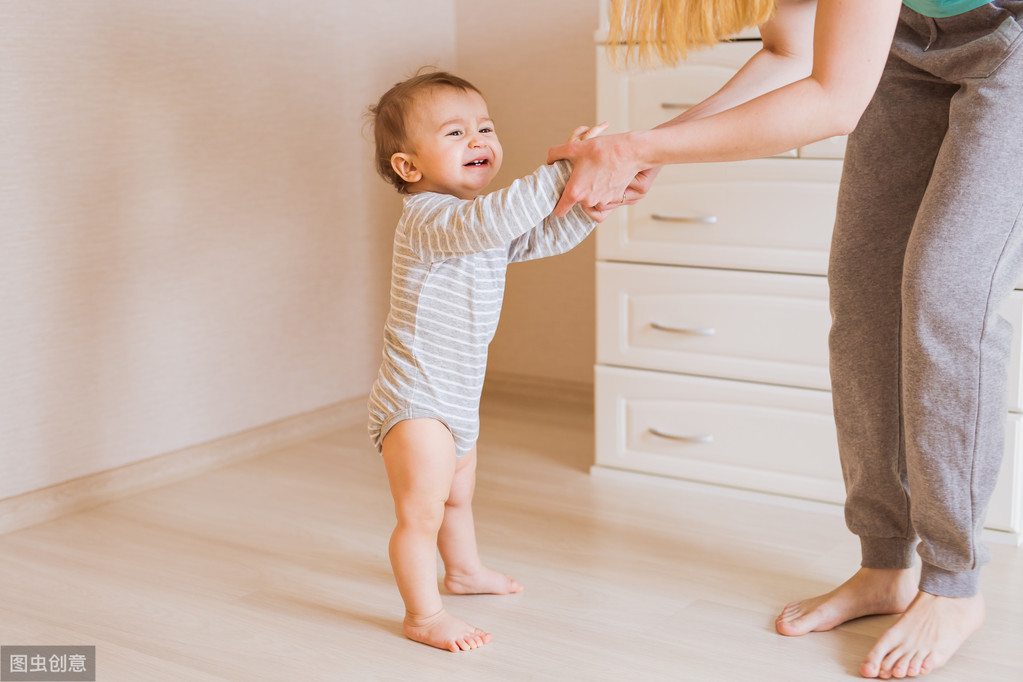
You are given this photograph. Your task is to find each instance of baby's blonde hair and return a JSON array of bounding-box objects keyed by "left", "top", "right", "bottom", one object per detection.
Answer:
[
  {"left": 368, "top": 69, "right": 483, "bottom": 193},
  {"left": 607, "top": 0, "right": 776, "bottom": 66}
]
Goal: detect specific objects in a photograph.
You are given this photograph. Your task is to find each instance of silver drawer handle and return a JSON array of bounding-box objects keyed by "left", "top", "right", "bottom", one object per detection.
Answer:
[
  {"left": 649, "top": 428, "right": 714, "bottom": 444},
  {"left": 661, "top": 102, "right": 695, "bottom": 110},
  {"left": 651, "top": 213, "right": 718, "bottom": 224},
  {"left": 650, "top": 322, "right": 716, "bottom": 336}
]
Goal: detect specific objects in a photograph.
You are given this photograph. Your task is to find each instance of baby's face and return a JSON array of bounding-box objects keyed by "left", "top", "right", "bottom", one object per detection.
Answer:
[{"left": 400, "top": 87, "right": 503, "bottom": 199}]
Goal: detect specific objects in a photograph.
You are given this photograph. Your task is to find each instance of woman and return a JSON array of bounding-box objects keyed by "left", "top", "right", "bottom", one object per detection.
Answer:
[{"left": 549, "top": 0, "right": 1023, "bottom": 678}]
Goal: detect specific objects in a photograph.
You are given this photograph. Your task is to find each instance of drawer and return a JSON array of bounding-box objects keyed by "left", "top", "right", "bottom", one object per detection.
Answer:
[
  {"left": 598, "top": 41, "right": 846, "bottom": 159},
  {"left": 595, "top": 365, "right": 1023, "bottom": 532},
  {"left": 800, "top": 136, "right": 847, "bottom": 159},
  {"left": 597, "top": 262, "right": 830, "bottom": 390},
  {"left": 595, "top": 365, "right": 845, "bottom": 503},
  {"left": 596, "top": 158, "right": 842, "bottom": 274},
  {"left": 600, "top": 41, "right": 758, "bottom": 131},
  {"left": 623, "top": 43, "right": 795, "bottom": 159}
]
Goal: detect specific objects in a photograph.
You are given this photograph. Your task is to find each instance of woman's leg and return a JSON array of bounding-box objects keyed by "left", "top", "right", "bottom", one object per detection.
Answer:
[
  {"left": 898, "top": 15, "right": 1023, "bottom": 599},
  {"left": 830, "top": 42, "right": 960, "bottom": 574},
  {"left": 777, "top": 6, "right": 969, "bottom": 646},
  {"left": 861, "top": 4, "right": 1023, "bottom": 677},
  {"left": 777, "top": 11, "right": 954, "bottom": 640}
]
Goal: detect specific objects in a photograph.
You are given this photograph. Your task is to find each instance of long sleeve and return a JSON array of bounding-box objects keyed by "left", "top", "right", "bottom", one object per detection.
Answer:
[
  {"left": 400, "top": 162, "right": 571, "bottom": 263},
  {"left": 506, "top": 203, "right": 596, "bottom": 263}
]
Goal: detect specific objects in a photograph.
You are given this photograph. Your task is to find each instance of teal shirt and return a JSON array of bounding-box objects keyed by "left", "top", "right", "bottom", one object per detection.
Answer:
[{"left": 902, "top": 0, "right": 990, "bottom": 17}]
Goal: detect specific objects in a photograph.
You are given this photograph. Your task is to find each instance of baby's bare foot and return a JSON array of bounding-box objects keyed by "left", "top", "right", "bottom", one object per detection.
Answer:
[
  {"left": 444, "top": 566, "right": 523, "bottom": 595},
  {"left": 860, "top": 591, "right": 985, "bottom": 678},
  {"left": 776, "top": 567, "right": 918, "bottom": 637},
  {"left": 403, "top": 609, "right": 492, "bottom": 652}
]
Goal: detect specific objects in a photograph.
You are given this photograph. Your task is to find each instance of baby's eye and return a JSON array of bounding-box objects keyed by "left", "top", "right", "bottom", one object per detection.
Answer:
[
  {"left": 479, "top": 127, "right": 493, "bottom": 134},
  {"left": 447, "top": 129, "right": 463, "bottom": 137}
]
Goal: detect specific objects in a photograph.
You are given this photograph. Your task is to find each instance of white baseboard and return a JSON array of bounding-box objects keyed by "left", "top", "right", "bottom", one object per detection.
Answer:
[
  {"left": 0, "top": 396, "right": 367, "bottom": 536},
  {"left": 483, "top": 371, "right": 594, "bottom": 408}
]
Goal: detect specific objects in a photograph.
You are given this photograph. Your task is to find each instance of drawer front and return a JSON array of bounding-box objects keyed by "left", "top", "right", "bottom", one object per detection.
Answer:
[
  {"left": 598, "top": 41, "right": 846, "bottom": 160},
  {"left": 800, "top": 136, "right": 847, "bottom": 159},
  {"left": 595, "top": 365, "right": 1022, "bottom": 532},
  {"left": 623, "top": 42, "right": 795, "bottom": 159},
  {"left": 596, "top": 159, "right": 842, "bottom": 274},
  {"left": 597, "top": 262, "right": 831, "bottom": 390},
  {"left": 595, "top": 365, "right": 845, "bottom": 503},
  {"left": 600, "top": 42, "right": 758, "bottom": 135}
]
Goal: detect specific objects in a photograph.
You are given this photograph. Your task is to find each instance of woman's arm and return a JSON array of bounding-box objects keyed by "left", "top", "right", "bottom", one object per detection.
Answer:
[
  {"left": 664, "top": 0, "right": 818, "bottom": 125},
  {"left": 549, "top": 0, "right": 902, "bottom": 217},
  {"left": 604, "top": 0, "right": 817, "bottom": 213}
]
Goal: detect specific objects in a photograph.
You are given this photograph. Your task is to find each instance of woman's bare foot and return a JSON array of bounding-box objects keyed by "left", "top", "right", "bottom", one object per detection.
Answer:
[
  {"left": 444, "top": 566, "right": 523, "bottom": 595},
  {"left": 403, "top": 608, "right": 493, "bottom": 652},
  {"left": 860, "top": 590, "right": 985, "bottom": 678},
  {"left": 776, "top": 567, "right": 919, "bottom": 637}
]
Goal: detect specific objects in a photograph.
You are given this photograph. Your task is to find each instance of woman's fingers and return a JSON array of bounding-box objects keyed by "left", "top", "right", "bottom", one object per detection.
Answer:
[
  {"left": 578, "top": 121, "right": 610, "bottom": 141},
  {"left": 566, "top": 121, "right": 610, "bottom": 144},
  {"left": 553, "top": 175, "right": 585, "bottom": 217},
  {"left": 566, "top": 125, "right": 590, "bottom": 143},
  {"left": 549, "top": 133, "right": 638, "bottom": 216}
]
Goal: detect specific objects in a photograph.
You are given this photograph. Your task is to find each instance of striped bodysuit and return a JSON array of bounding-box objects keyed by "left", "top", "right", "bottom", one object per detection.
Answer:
[{"left": 367, "top": 161, "right": 595, "bottom": 457}]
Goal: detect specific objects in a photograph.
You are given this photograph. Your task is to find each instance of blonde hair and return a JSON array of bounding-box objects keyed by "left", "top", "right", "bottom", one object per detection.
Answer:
[
  {"left": 367, "top": 69, "right": 483, "bottom": 193},
  {"left": 607, "top": 0, "right": 776, "bottom": 66}
]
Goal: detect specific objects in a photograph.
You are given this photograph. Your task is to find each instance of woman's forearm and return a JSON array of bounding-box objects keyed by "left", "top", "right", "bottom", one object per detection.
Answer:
[
  {"left": 642, "top": 0, "right": 900, "bottom": 165},
  {"left": 633, "top": 75, "right": 856, "bottom": 167},
  {"left": 550, "top": 0, "right": 902, "bottom": 216}
]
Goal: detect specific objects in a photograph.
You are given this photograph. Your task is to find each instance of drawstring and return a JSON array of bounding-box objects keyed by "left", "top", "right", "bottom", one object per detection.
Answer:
[{"left": 924, "top": 17, "right": 938, "bottom": 51}]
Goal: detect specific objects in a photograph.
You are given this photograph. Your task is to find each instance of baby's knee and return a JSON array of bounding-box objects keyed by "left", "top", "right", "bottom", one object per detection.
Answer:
[
  {"left": 395, "top": 498, "right": 446, "bottom": 533},
  {"left": 446, "top": 478, "right": 474, "bottom": 508}
]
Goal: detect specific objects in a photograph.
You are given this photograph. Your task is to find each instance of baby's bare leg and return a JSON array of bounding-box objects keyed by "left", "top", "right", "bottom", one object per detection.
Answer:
[
  {"left": 438, "top": 445, "right": 523, "bottom": 595},
  {"left": 382, "top": 419, "right": 492, "bottom": 652}
]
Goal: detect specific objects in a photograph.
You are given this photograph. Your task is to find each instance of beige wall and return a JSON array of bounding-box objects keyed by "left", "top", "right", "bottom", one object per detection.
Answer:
[
  {"left": 456, "top": 0, "right": 600, "bottom": 387},
  {"left": 0, "top": 0, "right": 600, "bottom": 502},
  {"left": 0, "top": 0, "right": 457, "bottom": 500}
]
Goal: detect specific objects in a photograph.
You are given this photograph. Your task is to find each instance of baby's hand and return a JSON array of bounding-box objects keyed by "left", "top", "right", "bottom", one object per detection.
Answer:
[{"left": 565, "top": 121, "right": 609, "bottom": 144}]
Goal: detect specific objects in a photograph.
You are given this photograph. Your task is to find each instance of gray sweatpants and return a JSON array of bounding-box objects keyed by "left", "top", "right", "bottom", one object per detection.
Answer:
[{"left": 829, "top": 2, "right": 1023, "bottom": 598}]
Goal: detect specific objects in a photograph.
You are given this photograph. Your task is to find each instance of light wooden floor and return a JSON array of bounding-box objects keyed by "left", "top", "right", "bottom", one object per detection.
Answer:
[{"left": 2, "top": 394, "right": 1022, "bottom": 681}]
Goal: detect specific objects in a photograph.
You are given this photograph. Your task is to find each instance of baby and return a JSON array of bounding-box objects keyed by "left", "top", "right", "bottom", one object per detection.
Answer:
[{"left": 366, "top": 69, "right": 604, "bottom": 652}]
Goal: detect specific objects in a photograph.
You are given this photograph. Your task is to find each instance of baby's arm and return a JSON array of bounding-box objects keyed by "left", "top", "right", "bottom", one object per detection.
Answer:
[
  {"left": 506, "top": 163, "right": 597, "bottom": 263},
  {"left": 507, "top": 123, "right": 608, "bottom": 263},
  {"left": 403, "top": 166, "right": 570, "bottom": 263}
]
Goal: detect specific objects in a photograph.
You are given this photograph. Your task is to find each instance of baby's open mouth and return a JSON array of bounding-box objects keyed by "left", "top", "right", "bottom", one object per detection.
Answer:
[{"left": 465, "top": 160, "right": 488, "bottom": 166}]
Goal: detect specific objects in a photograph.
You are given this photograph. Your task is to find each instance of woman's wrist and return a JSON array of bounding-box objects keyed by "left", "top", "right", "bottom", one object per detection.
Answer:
[{"left": 624, "top": 128, "right": 665, "bottom": 171}]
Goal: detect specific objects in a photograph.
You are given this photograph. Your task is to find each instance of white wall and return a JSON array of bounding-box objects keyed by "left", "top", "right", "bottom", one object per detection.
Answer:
[
  {"left": 456, "top": 0, "right": 600, "bottom": 387},
  {"left": 0, "top": 0, "right": 457, "bottom": 500},
  {"left": 0, "top": 0, "right": 601, "bottom": 503}
]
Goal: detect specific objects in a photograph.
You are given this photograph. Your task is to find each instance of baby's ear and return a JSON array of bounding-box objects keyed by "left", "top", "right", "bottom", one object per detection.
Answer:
[{"left": 390, "top": 153, "right": 422, "bottom": 184}]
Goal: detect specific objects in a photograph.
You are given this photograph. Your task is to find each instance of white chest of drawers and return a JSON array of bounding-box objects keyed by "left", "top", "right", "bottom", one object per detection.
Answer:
[{"left": 593, "top": 39, "right": 1023, "bottom": 538}]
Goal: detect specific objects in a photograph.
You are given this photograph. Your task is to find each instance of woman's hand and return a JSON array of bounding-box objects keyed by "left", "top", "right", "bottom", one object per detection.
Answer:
[
  {"left": 566, "top": 121, "right": 609, "bottom": 144},
  {"left": 619, "top": 166, "right": 661, "bottom": 207},
  {"left": 547, "top": 131, "right": 650, "bottom": 219},
  {"left": 548, "top": 131, "right": 660, "bottom": 220},
  {"left": 559, "top": 121, "right": 642, "bottom": 222}
]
